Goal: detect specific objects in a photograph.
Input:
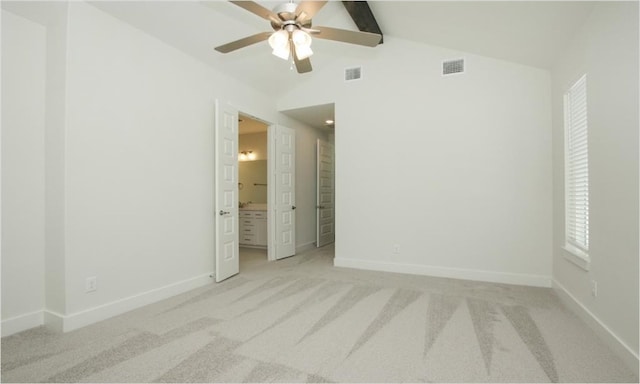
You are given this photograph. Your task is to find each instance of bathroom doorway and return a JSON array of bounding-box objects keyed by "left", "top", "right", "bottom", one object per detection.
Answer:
[{"left": 238, "top": 114, "right": 269, "bottom": 261}]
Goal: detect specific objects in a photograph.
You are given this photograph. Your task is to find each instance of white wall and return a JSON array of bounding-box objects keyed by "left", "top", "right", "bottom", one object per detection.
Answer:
[
  {"left": 239, "top": 132, "right": 268, "bottom": 160},
  {"left": 279, "top": 37, "right": 553, "bottom": 287},
  {"left": 1, "top": 10, "right": 47, "bottom": 335},
  {"left": 0, "top": 1, "right": 331, "bottom": 335},
  {"left": 43, "top": 1, "right": 70, "bottom": 323},
  {"left": 551, "top": 2, "right": 639, "bottom": 371},
  {"left": 2, "top": 1, "right": 71, "bottom": 329},
  {"left": 60, "top": 2, "right": 277, "bottom": 322}
]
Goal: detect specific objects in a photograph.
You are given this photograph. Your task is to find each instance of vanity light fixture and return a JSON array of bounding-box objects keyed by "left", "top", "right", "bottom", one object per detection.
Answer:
[{"left": 239, "top": 150, "right": 256, "bottom": 161}]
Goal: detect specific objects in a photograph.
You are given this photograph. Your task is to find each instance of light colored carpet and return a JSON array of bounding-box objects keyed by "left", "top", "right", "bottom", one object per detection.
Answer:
[{"left": 2, "top": 245, "right": 637, "bottom": 383}]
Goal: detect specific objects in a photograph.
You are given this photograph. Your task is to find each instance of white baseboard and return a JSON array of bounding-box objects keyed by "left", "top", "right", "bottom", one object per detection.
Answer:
[
  {"left": 333, "top": 258, "right": 552, "bottom": 288},
  {"left": 4, "top": 273, "right": 214, "bottom": 336},
  {"left": 553, "top": 279, "right": 639, "bottom": 375},
  {"left": 61, "top": 272, "right": 213, "bottom": 332},
  {"left": 1, "top": 310, "right": 44, "bottom": 337},
  {"left": 44, "top": 310, "right": 64, "bottom": 333}
]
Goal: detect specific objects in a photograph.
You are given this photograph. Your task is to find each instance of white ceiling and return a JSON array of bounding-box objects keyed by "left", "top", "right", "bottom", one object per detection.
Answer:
[
  {"left": 83, "top": 1, "right": 595, "bottom": 128},
  {"left": 281, "top": 103, "right": 335, "bottom": 131},
  {"left": 239, "top": 113, "right": 269, "bottom": 134},
  {"left": 240, "top": 104, "right": 334, "bottom": 133},
  {"left": 369, "top": 2, "right": 594, "bottom": 69}
]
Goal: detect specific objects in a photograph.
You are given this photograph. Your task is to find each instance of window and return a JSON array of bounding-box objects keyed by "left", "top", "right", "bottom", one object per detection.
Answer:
[{"left": 564, "top": 74, "right": 589, "bottom": 265}]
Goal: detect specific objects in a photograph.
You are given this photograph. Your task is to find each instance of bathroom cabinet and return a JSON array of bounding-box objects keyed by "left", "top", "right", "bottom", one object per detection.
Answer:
[{"left": 239, "top": 210, "right": 267, "bottom": 247}]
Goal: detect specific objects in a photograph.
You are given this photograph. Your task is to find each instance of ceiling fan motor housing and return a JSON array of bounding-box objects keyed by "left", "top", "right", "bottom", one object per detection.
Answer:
[{"left": 270, "top": 2, "right": 312, "bottom": 30}]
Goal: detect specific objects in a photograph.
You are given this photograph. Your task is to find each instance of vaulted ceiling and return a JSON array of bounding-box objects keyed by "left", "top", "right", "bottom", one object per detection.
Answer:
[
  {"left": 91, "top": 1, "right": 594, "bottom": 92},
  {"left": 11, "top": 1, "right": 596, "bottom": 128}
]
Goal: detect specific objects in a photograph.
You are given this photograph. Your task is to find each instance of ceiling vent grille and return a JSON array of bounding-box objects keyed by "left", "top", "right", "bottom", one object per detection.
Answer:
[
  {"left": 442, "top": 59, "right": 465, "bottom": 75},
  {"left": 345, "top": 66, "right": 362, "bottom": 81}
]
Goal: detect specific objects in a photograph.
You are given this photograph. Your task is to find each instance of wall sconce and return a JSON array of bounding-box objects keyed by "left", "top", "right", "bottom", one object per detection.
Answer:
[{"left": 239, "top": 150, "right": 256, "bottom": 161}]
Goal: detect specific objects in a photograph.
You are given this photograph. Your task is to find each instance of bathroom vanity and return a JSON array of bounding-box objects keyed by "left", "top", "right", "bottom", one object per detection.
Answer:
[{"left": 239, "top": 204, "right": 267, "bottom": 247}]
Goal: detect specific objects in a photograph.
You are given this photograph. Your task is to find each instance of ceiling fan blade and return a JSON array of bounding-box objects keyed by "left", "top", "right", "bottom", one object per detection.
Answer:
[
  {"left": 292, "top": 45, "right": 313, "bottom": 73},
  {"left": 313, "top": 26, "right": 382, "bottom": 47},
  {"left": 214, "top": 32, "right": 272, "bottom": 53},
  {"left": 229, "top": 1, "right": 280, "bottom": 25},
  {"left": 295, "top": 1, "right": 327, "bottom": 22},
  {"left": 295, "top": 57, "right": 313, "bottom": 73}
]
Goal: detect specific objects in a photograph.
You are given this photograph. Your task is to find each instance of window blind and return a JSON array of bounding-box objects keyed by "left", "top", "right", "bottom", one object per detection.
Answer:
[{"left": 565, "top": 75, "right": 589, "bottom": 252}]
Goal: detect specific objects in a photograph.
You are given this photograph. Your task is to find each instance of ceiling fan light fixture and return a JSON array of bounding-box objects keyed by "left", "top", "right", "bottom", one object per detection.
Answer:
[
  {"left": 292, "top": 29, "right": 311, "bottom": 47},
  {"left": 295, "top": 45, "right": 313, "bottom": 60},
  {"left": 272, "top": 43, "right": 290, "bottom": 60},
  {"left": 292, "top": 29, "right": 313, "bottom": 59},
  {"left": 269, "top": 30, "right": 290, "bottom": 60},
  {"left": 268, "top": 29, "right": 288, "bottom": 49}
]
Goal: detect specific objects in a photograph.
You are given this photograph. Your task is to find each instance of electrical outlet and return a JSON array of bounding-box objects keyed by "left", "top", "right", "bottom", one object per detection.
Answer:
[
  {"left": 86, "top": 276, "right": 97, "bottom": 293},
  {"left": 393, "top": 244, "right": 401, "bottom": 254},
  {"left": 590, "top": 280, "right": 597, "bottom": 297}
]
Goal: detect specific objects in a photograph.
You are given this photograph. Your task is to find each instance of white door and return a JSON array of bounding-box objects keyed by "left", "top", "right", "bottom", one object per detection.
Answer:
[
  {"left": 214, "top": 100, "right": 239, "bottom": 282},
  {"left": 271, "top": 125, "right": 296, "bottom": 260},
  {"left": 316, "top": 139, "right": 335, "bottom": 247}
]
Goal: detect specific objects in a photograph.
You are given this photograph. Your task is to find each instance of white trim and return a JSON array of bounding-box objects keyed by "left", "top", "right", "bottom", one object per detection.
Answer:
[
  {"left": 62, "top": 273, "right": 213, "bottom": 333},
  {"left": 334, "top": 258, "right": 551, "bottom": 288},
  {"left": 562, "top": 244, "right": 591, "bottom": 271},
  {"left": 44, "top": 310, "right": 64, "bottom": 333},
  {"left": 1, "top": 310, "right": 44, "bottom": 337},
  {"left": 2, "top": 273, "right": 214, "bottom": 335},
  {"left": 267, "top": 124, "right": 276, "bottom": 262},
  {"left": 553, "top": 279, "right": 639, "bottom": 375}
]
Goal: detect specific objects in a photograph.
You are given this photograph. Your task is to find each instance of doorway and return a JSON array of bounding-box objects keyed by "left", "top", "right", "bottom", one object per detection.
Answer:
[
  {"left": 316, "top": 138, "right": 335, "bottom": 247},
  {"left": 278, "top": 103, "right": 336, "bottom": 249},
  {"left": 214, "top": 103, "right": 298, "bottom": 282},
  {"left": 238, "top": 114, "right": 269, "bottom": 262}
]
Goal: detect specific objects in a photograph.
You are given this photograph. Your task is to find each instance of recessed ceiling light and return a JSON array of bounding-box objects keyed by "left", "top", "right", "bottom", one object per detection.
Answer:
[{"left": 325, "top": 119, "right": 334, "bottom": 125}]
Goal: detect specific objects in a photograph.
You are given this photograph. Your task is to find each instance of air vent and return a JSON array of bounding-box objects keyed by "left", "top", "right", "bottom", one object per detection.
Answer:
[
  {"left": 345, "top": 66, "right": 362, "bottom": 81},
  {"left": 442, "top": 59, "right": 464, "bottom": 75}
]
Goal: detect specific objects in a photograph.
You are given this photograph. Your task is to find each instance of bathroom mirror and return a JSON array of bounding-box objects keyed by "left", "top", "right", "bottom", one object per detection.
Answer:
[{"left": 239, "top": 160, "right": 267, "bottom": 203}]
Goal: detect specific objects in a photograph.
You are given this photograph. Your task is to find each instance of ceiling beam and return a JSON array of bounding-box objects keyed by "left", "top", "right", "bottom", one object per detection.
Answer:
[{"left": 341, "top": 1, "right": 383, "bottom": 44}]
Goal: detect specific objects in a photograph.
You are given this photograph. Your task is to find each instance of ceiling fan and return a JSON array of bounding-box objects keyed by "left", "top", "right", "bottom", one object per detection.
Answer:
[{"left": 214, "top": 1, "right": 383, "bottom": 73}]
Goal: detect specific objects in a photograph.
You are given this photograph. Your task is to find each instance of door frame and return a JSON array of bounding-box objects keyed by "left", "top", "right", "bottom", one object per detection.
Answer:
[
  {"left": 229, "top": 111, "right": 279, "bottom": 262},
  {"left": 214, "top": 109, "right": 301, "bottom": 275},
  {"left": 267, "top": 124, "right": 275, "bottom": 261}
]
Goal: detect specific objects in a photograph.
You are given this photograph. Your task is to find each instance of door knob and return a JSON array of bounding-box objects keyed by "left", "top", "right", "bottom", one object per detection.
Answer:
[
  {"left": 292, "top": 206, "right": 296, "bottom": 210},
  {"left": 316, "top": 205, "right": 325, "bottom": 209},
  {"left": 219, "top": 210, "right": 230, "bottom": 216}
]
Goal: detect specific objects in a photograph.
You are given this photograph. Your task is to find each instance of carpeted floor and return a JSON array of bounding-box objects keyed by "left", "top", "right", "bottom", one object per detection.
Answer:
[{"left": 2, "top": 245, "right": 637, "bottom": 383}]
